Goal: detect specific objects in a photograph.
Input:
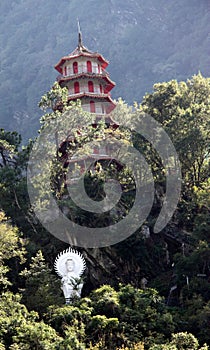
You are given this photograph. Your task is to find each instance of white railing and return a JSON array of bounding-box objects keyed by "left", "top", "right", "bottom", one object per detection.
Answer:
[
  {"left": 68, "top": 91, "right": 110, "bottom": 97},
  {"left": 57, "top": 69, "right": 110, "bottom": 81}
]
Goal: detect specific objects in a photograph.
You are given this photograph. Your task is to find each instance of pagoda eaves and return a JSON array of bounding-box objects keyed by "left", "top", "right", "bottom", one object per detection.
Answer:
[{"left": 55, "top": 48, "right": 109, "bottom": 74}]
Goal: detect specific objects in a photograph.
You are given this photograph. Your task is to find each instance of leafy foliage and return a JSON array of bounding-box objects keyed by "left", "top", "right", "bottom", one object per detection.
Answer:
[
  {"left": 0, "top": 211, "right": 25, "bottom": 288},
  {"left": 20, "top": 250, "right": 63, "bottom": 314},
  {"left": 0, "top": 57, "right": 209, "bottom": 348},
  {"left": 141, "top": 74, "right": 210, "bottom": 188}
]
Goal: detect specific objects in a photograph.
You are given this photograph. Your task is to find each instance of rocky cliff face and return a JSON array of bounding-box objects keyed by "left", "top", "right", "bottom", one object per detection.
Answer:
[{"left": 81, "top": 229, "right": 183, "bottom": 295}]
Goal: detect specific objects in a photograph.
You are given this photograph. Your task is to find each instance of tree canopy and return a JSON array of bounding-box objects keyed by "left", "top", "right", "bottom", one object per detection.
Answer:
[{"left": 0, "top": 73, "right": 209, "bottom": 349}]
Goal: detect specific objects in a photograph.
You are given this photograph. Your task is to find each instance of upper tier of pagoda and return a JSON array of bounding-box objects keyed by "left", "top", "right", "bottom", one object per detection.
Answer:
[
  {"left": 54, "top": 31, "right": 116, "bottom": 114},
  {"left": 55, "top": 33, "right": 109, "bottom": 73}
]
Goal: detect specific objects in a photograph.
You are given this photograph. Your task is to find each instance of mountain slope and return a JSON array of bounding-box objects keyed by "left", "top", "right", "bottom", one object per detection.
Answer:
[{"left": 0, "top": 0, "right": 209, "bottom": 140}]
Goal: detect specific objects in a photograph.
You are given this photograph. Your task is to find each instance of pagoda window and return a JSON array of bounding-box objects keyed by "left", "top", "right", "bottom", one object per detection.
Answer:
[
  {"left": 87, "top": 61, "right": 92, "bottom": 73},
  {"left": 90, "top": 100, "right": 95, "bottom": 113},
  {"left": 88, "top": 81, "right": 94, "bottom": 93},
  {"left": 100, "top": 84, "right": 103, "bottom": 93},
  {"left": 64, "top": 66, "right": 67, "bottom": 76},
  {"left": 74, "top": 82, "right": 80, "bottom": 94},
  {"left": 73, "top": 62, "right": 78, "bottom": 74},
  {"left": 98, "top": 64, "right": 101, "bottom": 73}
]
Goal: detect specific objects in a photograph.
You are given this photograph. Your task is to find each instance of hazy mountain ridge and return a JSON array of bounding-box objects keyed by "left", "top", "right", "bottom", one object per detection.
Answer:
[{"left": 0, "top": 0, "right": 209, "bottom": 140}]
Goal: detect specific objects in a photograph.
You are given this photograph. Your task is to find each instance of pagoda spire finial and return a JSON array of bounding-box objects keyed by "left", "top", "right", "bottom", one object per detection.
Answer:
[{"left": 77, "top": 19, "right": 83, "bottom": 49}]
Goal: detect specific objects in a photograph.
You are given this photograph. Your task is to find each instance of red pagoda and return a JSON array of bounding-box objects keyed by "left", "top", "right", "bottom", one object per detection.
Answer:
[
  {"left": 54, "top": 29, "right": 119, "bottom": 180},
  {"left": 55, "top": 31, "right": 116, "bottom": 115}
]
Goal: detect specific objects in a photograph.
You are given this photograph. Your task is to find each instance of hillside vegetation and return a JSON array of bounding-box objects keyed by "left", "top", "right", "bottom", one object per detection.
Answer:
[
  {"left": 0, "top": 1, "right": 209, "bottom": 348},
  {"left": 0, "top": 73, "right": 209, "bottom": 348}
]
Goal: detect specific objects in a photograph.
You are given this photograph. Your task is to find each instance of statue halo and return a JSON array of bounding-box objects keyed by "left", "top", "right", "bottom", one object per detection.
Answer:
[{"left": 54, "top": 247, "right": 86, "bottom": 278}]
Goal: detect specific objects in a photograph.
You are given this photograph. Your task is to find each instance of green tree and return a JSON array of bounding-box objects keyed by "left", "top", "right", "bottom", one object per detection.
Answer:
[
  {"left": 192, "top": 178, "right": 210, "bottom": 242},
  {"left": 20, "top": 250, "right": 63, "bottom": 314},
  {"left": 46, "top": 302, "right": 92, "bottom": 349},
  {"left": 86, "top": 284, "right": 176, "bottom": 348},
  {"left": 0, "top": 211, "right": 25, "bottom": 288},
  {"left": 0, "top": 292, "right": 63, "bottom": 349},
  {"left": 141, "top": 74, "right": 210, "bottom": 188},
  {"left": 0, "top": 129, "right": 37, "bottom": 247},
  {"left": 0, "top": 129, "right": 21, "bottom": 167},
  {"left": 171, "top": 332, "right": 199, "bottom": 350}
]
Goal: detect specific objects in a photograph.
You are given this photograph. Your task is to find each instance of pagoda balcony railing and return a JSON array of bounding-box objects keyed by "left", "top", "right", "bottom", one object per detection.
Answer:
[
  {"left": 57, "top": 69, "right": 110, "bottom": 82},
  {"left": 68, "top": 91, "right": 111, "bottom": 98}
]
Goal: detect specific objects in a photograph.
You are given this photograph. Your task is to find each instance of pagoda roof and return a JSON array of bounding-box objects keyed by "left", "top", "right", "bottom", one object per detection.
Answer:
[
  {"left": 55, "top": 35, "right": 109, "bottom": 74},
  {"left": 67, "top": 92, "right": 115, "bottom": 104},
  {"left": 57, "top": 72, "right": 115, "bottom": 92},
  {"left": 67, "top": 93, "right": 116, "bottom": 113}
]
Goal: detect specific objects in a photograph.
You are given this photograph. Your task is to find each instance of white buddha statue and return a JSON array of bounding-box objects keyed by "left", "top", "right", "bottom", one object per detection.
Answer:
[{"left": 54, "top": 248, "right": 86, "bottom": 304}]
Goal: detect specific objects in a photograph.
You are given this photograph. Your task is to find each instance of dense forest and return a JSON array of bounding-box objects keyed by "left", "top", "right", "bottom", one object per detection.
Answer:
[
  {"left": 0, "top": 1, "right": 210, "bottom": 349},
  {"left": 0, "top": 73, "right": 209, "bottom": 348},
  {"left": 0, "top": 0, "right": 209, "bottom": 140}
]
